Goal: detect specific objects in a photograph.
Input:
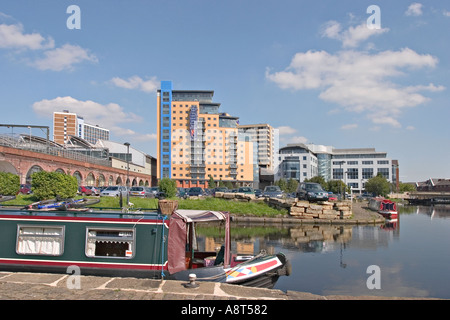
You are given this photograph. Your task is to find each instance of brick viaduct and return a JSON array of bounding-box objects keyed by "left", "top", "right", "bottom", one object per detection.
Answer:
[{"left": 0, "top": 145, "right": 153, "bottom": 187}]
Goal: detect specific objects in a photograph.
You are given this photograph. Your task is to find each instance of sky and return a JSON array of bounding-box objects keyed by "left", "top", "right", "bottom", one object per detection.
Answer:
[{"left": 0, "top": 0, "right": 449, "bottom": 182}]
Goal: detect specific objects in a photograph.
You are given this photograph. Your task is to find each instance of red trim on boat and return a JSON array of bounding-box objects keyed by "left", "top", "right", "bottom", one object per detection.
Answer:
[{"left": 0, "top": 258, "right": 168, "bottom": 270}]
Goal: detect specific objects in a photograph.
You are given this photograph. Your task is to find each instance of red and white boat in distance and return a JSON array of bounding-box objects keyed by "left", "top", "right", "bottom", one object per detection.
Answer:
[{"left": 368, "top": 197, "right": 398, "bottom": 220}]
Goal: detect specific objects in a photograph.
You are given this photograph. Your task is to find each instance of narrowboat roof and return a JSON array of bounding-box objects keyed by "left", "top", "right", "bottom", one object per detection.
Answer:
[{"left": 0, "top": 207, "right": 163, "bottom": 221}]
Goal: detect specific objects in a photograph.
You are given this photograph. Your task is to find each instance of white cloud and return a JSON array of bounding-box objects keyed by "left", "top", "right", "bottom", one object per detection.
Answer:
[
  {"left": 341, "top": 124, "right": 358, "bottom": 130},
  {"left": 32, "top": 44, "right": 98, "bottom": 71},
  {"left": 266, "top": 44, "right": 442, "bottom": 128},
  {"left": 276, "top": 126, "right": 298, "bottom": 135},
  {"left": 276, "top": 126, "right": 308, "bottom": 145},
  {"left": 405, "top": 3, "right": 423, "bottom": 16},
  {"left": 288, "top": 136, "right": 309, "bottom": 144},
  {"left": 0, "top": 23, "right": 54, "bottom": 50},
  {"left": 444, "top": 10, "right": 450, "bottom": 17},
  {"left": 0, "top": 19, "right": 96, "bottom": 71},
  {"left": 32, "top": 96, "right": 154, "bottom": 142},
  {"left": 321, "top": 21, "right": 389, "bottom": 48},
  {"left": 110, "top": 75, "right": 159, "bottom": 93}
]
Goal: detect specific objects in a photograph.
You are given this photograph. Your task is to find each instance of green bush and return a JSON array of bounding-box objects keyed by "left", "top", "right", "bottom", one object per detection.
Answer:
[
  {"left": 0, "top": 172, "right": 20, "bottom": 195},
  {"left": 158, "top": 178, "right": 177, "bottom": 198},
  {"left": 31, "top": 171, "right": 78, "bottom": 200}
]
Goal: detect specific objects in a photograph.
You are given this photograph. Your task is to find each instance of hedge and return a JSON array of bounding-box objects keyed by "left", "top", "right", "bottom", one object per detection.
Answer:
[
  {"left": 31, "top": 171, "right": 78, "bottom": 200},
  {"left": 0, "top": 172, "right": 20, "bottom": 195}
]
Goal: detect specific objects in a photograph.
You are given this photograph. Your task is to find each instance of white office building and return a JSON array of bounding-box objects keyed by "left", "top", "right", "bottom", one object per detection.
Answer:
[{"left": 277, "top": 144, "right": 397, "bottom": 193}]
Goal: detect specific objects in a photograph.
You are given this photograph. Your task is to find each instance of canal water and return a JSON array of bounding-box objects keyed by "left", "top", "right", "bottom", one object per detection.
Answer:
[{"left": 198, "top": 205, "right": 450, "bottom": 299}]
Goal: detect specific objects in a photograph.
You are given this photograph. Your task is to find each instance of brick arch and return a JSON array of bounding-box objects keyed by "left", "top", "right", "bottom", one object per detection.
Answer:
[
  {"left": 73, "top": 171, "right": 83, "bottom": 185},
  {"left": 0, "top": 160, "right": 18, "bottom": 175},
  {"left": 26, "top": 165, "right": 44, "bottom": 184},
  {"left": 86, "top": 172, "right": 95, "bottom": 186}
]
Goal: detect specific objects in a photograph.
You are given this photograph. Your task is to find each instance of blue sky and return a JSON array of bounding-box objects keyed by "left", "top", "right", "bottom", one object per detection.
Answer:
[{"left": 0, "top": 0, "right": 449, "bottom": 182}]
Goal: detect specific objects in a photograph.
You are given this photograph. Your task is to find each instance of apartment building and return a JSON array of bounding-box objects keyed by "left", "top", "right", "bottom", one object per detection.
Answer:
[
  {"left": 157, "top": 81, "right": 256, "bottom": 188},
  {"left": 277, "top": 143, "right": 398, "bottom": 193},
  {"left": 238, "top": 124, "right": 278, "bottom": 171},
  {"left": 53, "top": 110, "right": 109, "bottom": 145}
]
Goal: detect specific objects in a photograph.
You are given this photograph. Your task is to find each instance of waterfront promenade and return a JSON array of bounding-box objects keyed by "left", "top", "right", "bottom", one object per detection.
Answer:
[{"left": 0, "top": 271, "right": 436, "bottom": 300}]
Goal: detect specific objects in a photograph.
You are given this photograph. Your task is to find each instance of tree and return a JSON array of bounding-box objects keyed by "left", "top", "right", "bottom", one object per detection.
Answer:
[
  {"left": 275, "top": 179, "right": 288, "bottom": 192},
  {"left": 326, "top": 180, "right": 348, "bottom": 194},
  {"left": 158, "top": 178, "right": 177, "bottom": 198},
  {"left": 0, "top": 172, "right": 20, "bottom": 196},
  {"left": 31, "top": 171, "right": 78, "bottom": 200},
  {"left": 286, "top": 178, "right": 299, "bottom": 193},
  {"left": 365, "top": 173, "right": 390, "bottom": 197},
  {"left": 399, "top": 183, "right": 416, "bottom": 193},
  {"left": 208, "top": 175, "right": 216, "bottom": 189},
  {"left": 305, "top": 176, "right": 327, "bottom": 190}
]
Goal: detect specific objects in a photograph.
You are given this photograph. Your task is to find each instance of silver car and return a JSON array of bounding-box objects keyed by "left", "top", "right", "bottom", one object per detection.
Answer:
[
  {"left": 100, "top": 186, "right": 128, "bottom": 197},
  {"left": 129, "top": 186, "right": 153, "bottom": 198}
]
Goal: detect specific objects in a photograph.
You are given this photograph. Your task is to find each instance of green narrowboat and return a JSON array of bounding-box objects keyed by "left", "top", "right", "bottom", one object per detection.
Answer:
[{"left": 0, "top": 207, "right": 290, "bottom": 288}]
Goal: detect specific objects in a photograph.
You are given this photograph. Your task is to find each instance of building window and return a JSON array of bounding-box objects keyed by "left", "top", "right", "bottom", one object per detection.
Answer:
[
  {"left": 333, "top": 168, "right": 344, "bottom": 180},
  {"left": 85, "top": 227, "right": 135, "bottom": 259},
  {"left": 347, "top": 168, "right": 359, "bottom": 179},
  {"left": 362, "top": 168, "right": 373, "bottom": 179},
  {"left": 16, "top": 225, "right": 65, "bottom": 256},
  {"left": 377, "top": 168, "right": 390, "bottom": 179}
]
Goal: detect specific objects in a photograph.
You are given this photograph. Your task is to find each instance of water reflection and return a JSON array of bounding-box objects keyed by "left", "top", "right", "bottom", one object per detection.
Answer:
[
  {"left": 195, "top": 205, "right": 450, "bottom": 298},
  {"left": 196, "top": 220, "right": 400, "bottom": 259}
]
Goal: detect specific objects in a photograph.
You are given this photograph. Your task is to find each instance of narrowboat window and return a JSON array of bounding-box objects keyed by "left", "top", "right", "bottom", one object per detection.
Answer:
[
  {"left": 16, "top": 225, "right": 65, "bottom": 256},
  {"left": 85, "top": 227, "right": 135, "bottom": 259}
]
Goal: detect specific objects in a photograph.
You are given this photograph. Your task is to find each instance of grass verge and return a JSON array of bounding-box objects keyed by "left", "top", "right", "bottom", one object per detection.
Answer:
[{"left": 2, "top": 194, "right": 288, "bottom": 217}]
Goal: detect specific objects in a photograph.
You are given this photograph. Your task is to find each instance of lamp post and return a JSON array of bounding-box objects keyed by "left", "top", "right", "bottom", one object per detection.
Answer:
[
  {"left": 337, "top": 161, "right": 345, "bottom": 200},
  {"left": 124, "top": 142, "right": 130, "bottom": 206}
]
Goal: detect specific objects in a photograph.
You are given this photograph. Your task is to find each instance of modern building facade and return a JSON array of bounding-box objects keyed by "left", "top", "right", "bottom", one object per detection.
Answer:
[
  {"left": 53, "top": 110, "right": 109, "bottom": 145},
  {"left": 238, "top": 124, "right": 278, "bottom": 171},
  {"left": 277, "top": 143, "right": 398, "bottom": 193},
  {"left": 277, "top": 144, "right": 318, "bottom": 182},
  {"left": 157, "top": 81, "right": 256, "bottom": 188}
]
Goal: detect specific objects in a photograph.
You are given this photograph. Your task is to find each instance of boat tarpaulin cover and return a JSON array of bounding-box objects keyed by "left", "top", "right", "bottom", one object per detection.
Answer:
[
  {"left": 167, "top": 210, "right": 228, "bottom": 274},
  {"left": 167, "top": 216, "right": 186, "bottom": 274},
  {"left": 172, "top": 210, "right": 226, "bottom": 223}
]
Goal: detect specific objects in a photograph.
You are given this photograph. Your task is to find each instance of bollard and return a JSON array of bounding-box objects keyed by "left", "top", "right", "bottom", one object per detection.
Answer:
[{"left": 183, "top": 273, "right": 199, "bottom": 288}]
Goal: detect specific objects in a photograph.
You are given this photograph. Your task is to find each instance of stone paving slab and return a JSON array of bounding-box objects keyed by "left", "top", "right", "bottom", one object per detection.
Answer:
[{"left": 0, "top": 271, "right": 442, "bottom": 300}]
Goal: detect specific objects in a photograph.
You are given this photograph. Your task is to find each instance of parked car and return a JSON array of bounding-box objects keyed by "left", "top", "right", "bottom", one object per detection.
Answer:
[
  {"left": 238, "top": 187, "right": 254, "bottom": 194},
  {"left": 263, "top": 186, "right": 283, "bottom": 198},
  {"left": 100, "top": 186, "right": 128, "bottom": 197},
  {"left": 129, "top": 186, "right": 153, "bottom": 198},
  {"left": 78, "top": 186, "right": 93, "bottom": 196},
  {"left": 85, "top": 186, "right": 100, "bottom": 196},
  {"left": 296, "top": 182, "right": 328, "bottom": 202},
  {"left": 186, "top": 187, "right": 204, "bottom": 197},
  {"left": 328, "top": 193, "right": 338, "bottom": 201},
  {"left": 254, "top": 189, "right": 263, "bottom": 198},
  {"left": 19, "top": 184, "right": 32, "bottom": 194},
  {"left": 176, "top": 187, "right": 186, "bottom": 198},
  {"left": 148, "top": 187, "right": 160, "bottom": 198}
]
